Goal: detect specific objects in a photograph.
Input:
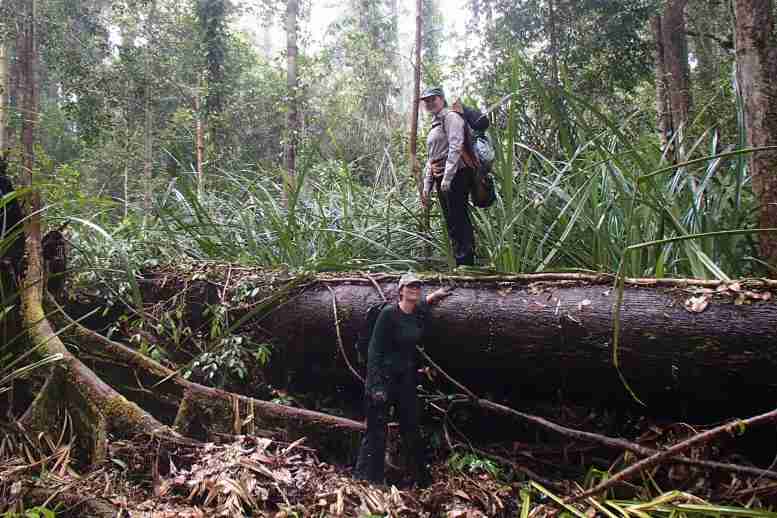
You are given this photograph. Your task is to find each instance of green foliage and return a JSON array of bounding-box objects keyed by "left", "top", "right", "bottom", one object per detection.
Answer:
[
  {"left": 473, "top": 55, "right": 761, "bottom": 279},
  {"left": 181, "top": 303, "right": 271, "bottom": 389},
  {"left": 1, "top": 506, "right": 59, "bottom": 518},
  {"left": 151, "top": 160, "right": 433, "bottom": 270},
  {"left": 447, "top": 452, "right": 502, "bottom": 479},
  {"left": 0, "top": 194, "right": 63, "bottom": 397}
]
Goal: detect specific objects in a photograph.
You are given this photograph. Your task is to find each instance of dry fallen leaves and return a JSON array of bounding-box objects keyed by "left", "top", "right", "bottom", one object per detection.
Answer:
[{"left": 684, "top": 295, "right": 710, "bottom": 313}]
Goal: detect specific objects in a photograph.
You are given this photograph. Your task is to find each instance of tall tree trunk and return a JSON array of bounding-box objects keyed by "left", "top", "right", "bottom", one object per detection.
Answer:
[
  {"left": 652, "top": 16, "right": 673, "bottom": 155},
  {"left": 660, "top": 0, "right": 692, "bottom": 153},
  {"left": 547, "top": 0, "right": 560, "bottom": 87},
  {"left": 0, "top": 41, "right": 7, "bottom": 153},
  {"left": 194, "top": 91, "right": 204, "bottom": 189},
  {"left": 409, "top": 0, "right": 422, "bottom": 199},
  {"left": 262, "top": 23, "right": 273, "bottom": 60},
  {"left": 20, "top": 0, "right": 37, "bottom": 189},
  {"left": 197, "top": 0, "right": 226, "bottom": 151},
  {"left": 284, "top": 0, "right": 298, "bottom": 203},
  {"left": 734, "top": 0, "right": 777, "bottom": 267},
  {"left": 142, "top": 0, "right": 157, "bottom": 217},
  {"left": 410, "top": 0, "right": 429, "bottom": 254}
]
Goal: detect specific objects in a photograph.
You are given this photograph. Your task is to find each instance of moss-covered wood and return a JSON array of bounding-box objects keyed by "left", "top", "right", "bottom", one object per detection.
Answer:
[{"left": 51, "top": 305, "right": 365, "bottom": 459}]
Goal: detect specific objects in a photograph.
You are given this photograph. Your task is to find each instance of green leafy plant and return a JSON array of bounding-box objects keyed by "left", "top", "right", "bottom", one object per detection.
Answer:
[
  {"left": 447, "top": 452, "right": 502, "bottom": 479},
  {"left": 1, "top": 505, "right": 59, "bottom": 517}
]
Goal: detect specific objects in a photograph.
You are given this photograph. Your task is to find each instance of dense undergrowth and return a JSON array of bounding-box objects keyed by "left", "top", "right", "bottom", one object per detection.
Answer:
[{"left": 46, "top": 65, "right": 769, "bottom": 297}]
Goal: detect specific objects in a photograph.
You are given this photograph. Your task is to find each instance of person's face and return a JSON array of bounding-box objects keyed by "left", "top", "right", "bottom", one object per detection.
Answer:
[
  {"left": 422, "top": 95, "right": 444, "bottom": 113},
  {"left": 400, "top": 284, "right": 422, "bottom": 305}
]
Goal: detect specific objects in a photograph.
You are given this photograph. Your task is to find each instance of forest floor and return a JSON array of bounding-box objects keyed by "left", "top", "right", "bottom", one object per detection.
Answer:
[{"left": 4, "top": 399, "right": 777, "bottom": 518}]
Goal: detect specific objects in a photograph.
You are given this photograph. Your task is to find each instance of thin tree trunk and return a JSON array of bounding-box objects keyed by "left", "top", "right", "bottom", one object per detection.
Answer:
[
  {"left": 262, "top": 23, "right": 272, "bottom": 60},
  {"left": 142, "top": 0, "right": 156, "bottom": 216},
  {"left": 0, "top": 41, "right": 7, "bottom": 153},
  {"left": 652, "top": 15, "right": 673, "bottom": 156},
  {"left": 20, "top": 0, "right": 37, "bottom": 189},
  {"left": 661, "top": 0, "right": 692, "bottom": 153},
  {"left": 284, "top": 0, "right": 298, "bottom": 204},
  {"left": 194, "top": 91, "right": 204, "bottom": 190},
  {"left": 548, "top": 0, "right": 559, "bottom": 87},
  {"left": 409, "top": 0, "right": 423, "bottom": 199},
  {"left": 733, "top": 0, "right": 777, "bottom": 267},
  {"left": 410, "top": 0, "right": 429, "bottom": 255}
]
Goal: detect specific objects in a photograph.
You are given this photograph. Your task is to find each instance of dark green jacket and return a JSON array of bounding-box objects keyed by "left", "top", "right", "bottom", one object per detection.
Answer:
[{"left": 365, "top": 301, "right": 428, "bottom": 393}]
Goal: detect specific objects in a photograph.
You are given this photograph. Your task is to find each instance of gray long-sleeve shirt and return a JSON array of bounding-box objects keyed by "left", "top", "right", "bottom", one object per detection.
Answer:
[{"left": 423, "top": 108, "right": 466, "bottom": 194}]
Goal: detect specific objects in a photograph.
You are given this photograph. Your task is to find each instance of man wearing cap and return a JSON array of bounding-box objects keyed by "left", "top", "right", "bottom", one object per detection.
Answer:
[
  {"left": 420, "top": 86, "right": 475, "bottom": 267},
  {"left": 354, "top": 273, "right": 451, "bottom": 486}
]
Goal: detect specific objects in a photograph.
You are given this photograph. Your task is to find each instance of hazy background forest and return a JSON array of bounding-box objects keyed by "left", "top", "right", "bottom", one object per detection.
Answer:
[{"left": 2, "top": 0, "right": 775, "bottom": 282}]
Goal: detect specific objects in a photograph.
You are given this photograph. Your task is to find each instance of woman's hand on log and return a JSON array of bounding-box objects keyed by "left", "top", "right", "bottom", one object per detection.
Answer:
[{"left": 427, "top": 287, "right": 453, "bottom": 305}]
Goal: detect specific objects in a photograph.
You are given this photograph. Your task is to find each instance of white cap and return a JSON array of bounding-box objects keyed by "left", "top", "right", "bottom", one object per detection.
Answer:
[{"left": 398, "top": 272, "right": 422, "bottom": 290}]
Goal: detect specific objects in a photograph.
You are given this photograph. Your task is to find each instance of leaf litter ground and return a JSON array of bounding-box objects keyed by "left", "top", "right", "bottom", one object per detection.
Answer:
[{"left": 4, "top": 404, "right": 777, "bottom": 518}]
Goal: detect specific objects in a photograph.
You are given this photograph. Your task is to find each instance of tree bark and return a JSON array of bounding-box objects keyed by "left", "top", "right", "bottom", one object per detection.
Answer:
[
  {"left": 194, "top": 91, "right": 204, "bottom": 185},
  {"left": 652, "top": 15, "right": 673, "bottom": 154},
  {"left": 409, "top": 0, "right": 422, "bottom": 199},
  {"left": 19, "top": 0, "right": 36, "bottom": 186},
  {"left": 134, "top": 269, "right": 777, "bottom": 409},
  {"left": 0, "top": 40, "right": 7, "bottom": 153},
  {"left": 284, "top": 0, "right": 298, "bottom": 203},
  {"left": 658, "top": 0, "right": 692, "bottom": 156},
  {"left": 142, "top": 0, "right": 156, "bottom": 216},
  {"left": 734, "top": 0, "right": 777, "bottom": 267}
]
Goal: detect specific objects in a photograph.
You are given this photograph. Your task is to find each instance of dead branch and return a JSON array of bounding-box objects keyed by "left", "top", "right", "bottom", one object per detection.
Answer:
[
  {"left": 565, "top": 407, "right": 777, "bottom": 503},
  {"left": 417, "top": 349, "right": 777, "bottom": 483}
]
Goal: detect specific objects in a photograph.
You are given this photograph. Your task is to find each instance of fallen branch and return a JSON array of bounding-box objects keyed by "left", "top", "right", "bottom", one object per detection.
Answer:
[
  {"left": 417, "top": 349, "right": 777, "bottom": 482},
  {"left": 565, "top": 407, "right": 777, "bottom": 503}
]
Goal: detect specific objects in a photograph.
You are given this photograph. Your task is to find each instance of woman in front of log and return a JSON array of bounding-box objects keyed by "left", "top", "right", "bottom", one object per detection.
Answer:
[{"left": 354, "top": 273, "right": 451, "bottom": 487}]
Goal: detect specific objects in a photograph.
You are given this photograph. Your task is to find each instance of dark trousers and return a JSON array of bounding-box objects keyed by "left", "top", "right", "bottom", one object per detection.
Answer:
[
  {"left": 436, "top": 168, "right": 475, "bottom": 266},
  {"left": 354, "top": 370, "right": 427, "bottom": 484}
]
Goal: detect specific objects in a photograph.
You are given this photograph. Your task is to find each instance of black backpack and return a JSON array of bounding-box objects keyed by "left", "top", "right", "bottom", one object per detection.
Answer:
[
  {"left": 461, "top": 105, "right": 490, "bottom": 133},
  {"left": 356, "top": 301, "right": 390, "bottom": 364}
]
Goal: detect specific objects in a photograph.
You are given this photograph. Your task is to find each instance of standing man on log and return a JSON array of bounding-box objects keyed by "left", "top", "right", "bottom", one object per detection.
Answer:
[
  {"left": 420, "top": 86, "right": 476, "bottom": 267},
  {"left": 355, "top": 273, "right": 450, "bottom": 487}
]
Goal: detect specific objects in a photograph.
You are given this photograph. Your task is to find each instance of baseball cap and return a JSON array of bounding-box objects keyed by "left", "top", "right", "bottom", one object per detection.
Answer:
[
  {"left": 419, "top": 86, "right": 445, "bottom": 100},
  {"left": 398, "top": 272, "right": 423, "bottom": 290}
]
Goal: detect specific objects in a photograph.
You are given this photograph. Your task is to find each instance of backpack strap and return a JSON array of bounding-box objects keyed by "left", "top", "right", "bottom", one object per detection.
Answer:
[{"left": 441, "top": 111, "right": 480, "bottom": 171}]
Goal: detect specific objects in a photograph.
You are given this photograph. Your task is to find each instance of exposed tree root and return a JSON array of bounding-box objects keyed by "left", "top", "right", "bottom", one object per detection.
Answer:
[
  {"left": 48, "top": 296, "right": 365, "bottom": 460},
  {"left": 19, "top": 215, "right": 194, "bottom": 464}
]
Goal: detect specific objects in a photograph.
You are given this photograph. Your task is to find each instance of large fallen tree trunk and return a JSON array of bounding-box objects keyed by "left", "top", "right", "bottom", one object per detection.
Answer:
[
  {"left": 135, "top": 267, "right": 777, "bottom": 409},
  {"left": 50, "top": 280, "right": 777, "bottom": 485}
]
